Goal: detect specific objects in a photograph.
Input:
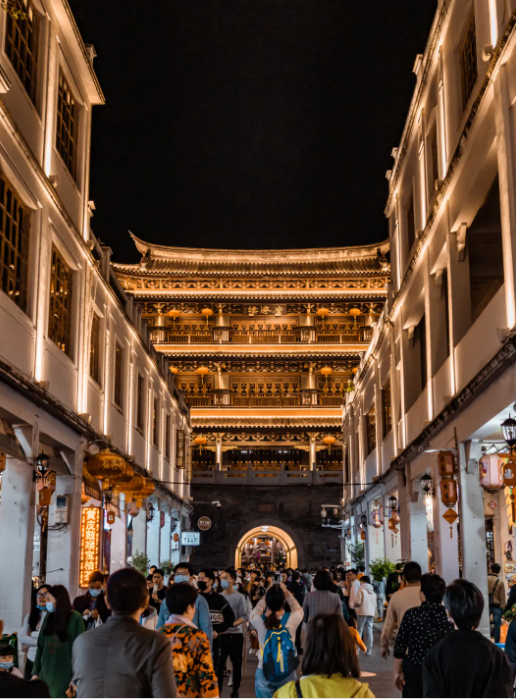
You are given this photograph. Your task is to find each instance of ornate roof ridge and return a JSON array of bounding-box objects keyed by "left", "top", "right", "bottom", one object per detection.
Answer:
[{"left": 126, "top": 231, "right": 390, "bottom": 265}]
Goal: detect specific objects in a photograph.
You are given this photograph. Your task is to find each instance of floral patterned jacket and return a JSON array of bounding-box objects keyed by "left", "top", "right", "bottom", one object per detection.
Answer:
[{"left": 161, "top": 622, "right": 219, "bottom": 698}]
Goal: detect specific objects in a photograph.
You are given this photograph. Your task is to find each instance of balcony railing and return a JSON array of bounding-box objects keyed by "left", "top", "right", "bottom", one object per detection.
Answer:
[
  {"left": 190, "top": 468, "right": 343, "bottom": 486},
  {"left": 184, "top": 392, "right": 345, "bottom": 408},
  {"left": 152, "top": 328, "right": 372, "bottom": 344}
]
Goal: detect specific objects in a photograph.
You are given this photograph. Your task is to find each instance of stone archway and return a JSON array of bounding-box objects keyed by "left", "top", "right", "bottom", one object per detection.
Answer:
[{"left": 231, "top": 518, "right": 305, "bottom": 569}]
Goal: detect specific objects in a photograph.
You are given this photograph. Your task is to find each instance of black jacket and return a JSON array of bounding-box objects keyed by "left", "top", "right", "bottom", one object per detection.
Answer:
[
  {"left": 505, "top": 619, "right": 516, "bottom": 671},
  {"left": 73, "top": 591, "right": 111, "bottom": 625},
  {"left": 287, "top": 581, "right": 305, "bottom": 606},
  {"left": 423, "top": 629, "right": 513, "bottom": 698},
  {"left": 201, "top": 590, "right": 235, "bottom": 635}
]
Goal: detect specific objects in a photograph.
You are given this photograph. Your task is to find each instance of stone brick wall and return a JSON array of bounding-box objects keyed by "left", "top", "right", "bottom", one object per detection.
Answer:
[{"left": 189, "top": 484, "right": 343, "bottom": 570}]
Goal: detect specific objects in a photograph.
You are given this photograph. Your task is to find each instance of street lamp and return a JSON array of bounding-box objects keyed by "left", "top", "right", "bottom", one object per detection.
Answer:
[
  {"left": 502, "top": 416, "right": 516, "bottom": 451},
  {"left": 360, "top": 514, "right": 367, "bottom": 528},
  {"left": 388, "top": 495, "right": 398, "bottom": 513},
  {"left": 33, "top": 451, "right": 50, "bottom": 482},
  {"left": 420, "top": 473, "right": 434, "bottom": 497},
  {"left": 146, "top": 502, "right": 156, "bottom": 523}
]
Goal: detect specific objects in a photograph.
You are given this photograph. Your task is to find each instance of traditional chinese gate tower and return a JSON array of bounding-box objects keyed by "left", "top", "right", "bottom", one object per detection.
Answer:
[{"left": 114, "top": 233, "right": 389, "bottom": 567}]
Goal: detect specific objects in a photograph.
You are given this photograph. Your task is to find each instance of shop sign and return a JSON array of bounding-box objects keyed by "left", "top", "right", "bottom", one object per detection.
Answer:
[
  {"left": 198, "top": 516, "right": 212, "bottom": 531},
  {"left": 106, "top": 511, "right": 116, "bottom": 525},
  {"left": 181, "top": 531, "right": 200, "bottom": 546},
  {"left": 176, "top": 429, "right": 185, "bottom": 469},
  {"left": 79, "top": 507, "right": 101, "bottom": 587}
]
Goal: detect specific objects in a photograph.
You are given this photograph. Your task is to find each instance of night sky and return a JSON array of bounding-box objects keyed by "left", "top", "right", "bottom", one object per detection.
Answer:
[{"left": 71, "top": 1, "right": 436, "bottom": 262}]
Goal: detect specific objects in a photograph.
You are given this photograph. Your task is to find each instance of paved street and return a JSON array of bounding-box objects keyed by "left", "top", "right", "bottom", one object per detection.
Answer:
[{"left": 221, "top": 629, "right": 400, "bottom": 698}]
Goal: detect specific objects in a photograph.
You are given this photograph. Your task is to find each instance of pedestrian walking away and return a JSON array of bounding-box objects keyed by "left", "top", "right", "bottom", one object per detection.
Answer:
[
  {"left": 393, "top": 573, "right": 453, "bottom": 698},
  {"left": 381, "top": 562, "right": 422, "bottom": 658},
  {"left": 274, "top": 613, "right": 375, "bottom": 698},
  {"left": 352, "top": 576, "right": 377, "bottom": 656},
  {"left": 487, "top": 562, "right": 506, "bottom": 644},
  {"left": 72, "top": 568, "right": 177, "bottom": 698},
  {"left": 423, "top": 579, "right": 513, "bottom": 698},
  {"left": 250, "top": 583, "right": 303, "bottom": 698}
]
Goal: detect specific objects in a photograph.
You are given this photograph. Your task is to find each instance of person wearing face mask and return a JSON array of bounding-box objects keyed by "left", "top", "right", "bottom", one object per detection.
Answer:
[
  {"left": 217, "top": 569, "right": 249, "bottom": 698},
  {"left": 0, "top": 645, "right": 23, "bottom": 678},
  {"left": 20, "top": 584, "right": 49, "bottom": 679},
  {"left": 73, "top": 570, "right": 110, "bottom": 630},
  {"left": 149, "top": 569, "right": 167, "bottom": 612},
  {"left": 156, "top": 564, "right": 213, "bottom": 646},
  {"left": 198, "top": 569, "right": 235, "bottom": 676},
  {"left": 32, "top": 585, "right": 85, "bottom": 697}
]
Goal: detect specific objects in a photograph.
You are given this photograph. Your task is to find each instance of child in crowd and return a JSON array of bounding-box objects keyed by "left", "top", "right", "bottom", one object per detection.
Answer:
[
  {"left": 0, "top": 646, "right": 23, "bottom": 678},
  {"left": 347, "top": 617, "right": 367, "bottom": 654}
]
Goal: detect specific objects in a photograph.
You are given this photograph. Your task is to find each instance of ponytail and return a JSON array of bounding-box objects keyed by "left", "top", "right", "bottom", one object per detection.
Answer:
[
  {"left": 264, "top": 609, "right": 281, "bottom": 630},
  {"left": 264, "top": 584, "right": 286, "bottom": 629}
]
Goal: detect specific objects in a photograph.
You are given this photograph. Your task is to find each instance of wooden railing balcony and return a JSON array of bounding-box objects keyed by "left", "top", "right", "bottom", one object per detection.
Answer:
[
  {"left": 184, "top": 392, "right": 346, "bottom": 408},
  {"left": 190, "top": 468, "right": 343, "bottom": 486},
  {"left": 152, "top": 328, "right": 372, "bottom": 344}
]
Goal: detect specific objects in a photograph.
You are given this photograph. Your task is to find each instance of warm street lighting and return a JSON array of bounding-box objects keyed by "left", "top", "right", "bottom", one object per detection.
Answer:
[
  {"left": 317, "top": 307, "right": 329, "bottom": 328},
  {"left": 196, "top": 366, "right": 209, "bottom": 385},
  {"left": 33, "top": 451, "right": 50, "bottom": 482},
  {"left": 201, "top": 308, "right": 213, "bottom": 327},
  {"left": 349, "top": 307, "right": 361, "bottom": 328},
  {"left": 146, "top": 502, "right": 156, "bottom": 523},
  {"left": 420, "top": 473, "right": 434, "bottom": 497},
  {"left": 502, "top": 416, "right": 516, "bottom": 451},
  {"left": 322, "top": 435, "right": 336, "bottom": 453},
  {"left": 388, "top": 494, "right": 398, "bottom": 512}
]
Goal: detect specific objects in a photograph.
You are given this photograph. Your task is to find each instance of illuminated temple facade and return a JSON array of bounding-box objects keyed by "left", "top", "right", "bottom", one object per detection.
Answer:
[{"left": 114, "top": 233, "right": 390, "bottom": 567}]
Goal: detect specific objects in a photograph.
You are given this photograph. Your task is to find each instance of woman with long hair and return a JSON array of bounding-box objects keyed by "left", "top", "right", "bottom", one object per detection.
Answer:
[
  {"left": 274, "top": 613, "right": 375, "bottom": 698},
  {"left": 250, "top": 583, "right": 303, "bottom": 698},
  {"left": 32, "top": 585, "right": 84, "bottom": 697},
  {"left": 20, "top": 584, "right": 49, "bottom": 679}
]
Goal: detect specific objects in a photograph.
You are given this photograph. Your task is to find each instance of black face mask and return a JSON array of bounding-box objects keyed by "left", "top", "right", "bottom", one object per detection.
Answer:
[{"left": 197, "top": 580, "right": 208, "bottom": 592}]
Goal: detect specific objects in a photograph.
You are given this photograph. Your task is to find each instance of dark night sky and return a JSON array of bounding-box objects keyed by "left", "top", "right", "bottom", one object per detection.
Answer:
[{"left": 71, "top": 1, "right": 436, "bottom": 263}]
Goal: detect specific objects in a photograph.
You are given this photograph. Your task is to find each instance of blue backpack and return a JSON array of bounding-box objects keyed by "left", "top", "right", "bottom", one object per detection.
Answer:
[{"left": 261, "top": 612, "right": 299, "bottom": 682}]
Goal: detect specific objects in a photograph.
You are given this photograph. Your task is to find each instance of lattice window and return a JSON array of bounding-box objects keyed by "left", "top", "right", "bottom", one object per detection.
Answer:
[
  {"left": 5, "top": 0, "right": 39, "bottom": 106},
  {"left": 407, "top": 193, "right": 415, "bottom": 252},
  {"left": 0, "top": 174, "right": 30, "bottom": 311},
  {"left": 382, "top": 381, "right": 392, "bottom": 438},
  {"left": 365, "top": 405, "right": 376, "bottom": 456},
  {"left": 56, "top": 72, "right": 79, "bottom": 178},
  {"left": 165, "top": 414, "right": 171, "bottom": 460},
  {"left": 152, "top": 395, "right": 159, "bottom": 446},
  {"left": 48, "top": 246, "right": 72, "bottom": 355},
  {"left": 460, "top": 14, "right": 478, "bottom": 110},
  {"left": 114, "top": 342, "right": 123, "bottom": 408},
  {"left": 89, "top": 313, "right": 100, "bottom": 384}
]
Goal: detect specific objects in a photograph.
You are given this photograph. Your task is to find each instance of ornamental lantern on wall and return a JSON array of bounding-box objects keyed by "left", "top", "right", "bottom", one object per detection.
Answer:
[{"left": 437, "top": 451, "right": 458, "bottom": 537}]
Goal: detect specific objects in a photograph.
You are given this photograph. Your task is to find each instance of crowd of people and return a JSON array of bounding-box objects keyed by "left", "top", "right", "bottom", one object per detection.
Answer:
[{"left": 1, "top": 560, "right": 516, "bottom": 698}]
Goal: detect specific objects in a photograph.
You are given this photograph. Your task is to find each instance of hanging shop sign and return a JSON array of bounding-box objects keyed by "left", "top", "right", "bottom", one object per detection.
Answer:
[
  {"left": 181, "top": 531, "right": 200, "bottom": 546},
  {"left": 106, "top": 511, "right": 116, "bottom": 525},
  {"left": 198, "top": 516, "right": 212, "bottom": 531},
  {"left": 176, "top": 429, "right": 185, "bottom": 469},
  {"left": 79, "top": 507, "right": 101, "bottom": 588}
]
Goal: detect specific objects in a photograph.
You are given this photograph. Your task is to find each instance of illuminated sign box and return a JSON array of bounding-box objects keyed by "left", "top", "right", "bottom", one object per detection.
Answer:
[
  {"left": 181, "top": 531, "right": 200, "bottom": 546},
  {"left": 79, "top": 506, "right": 101, "bottom": 587}
]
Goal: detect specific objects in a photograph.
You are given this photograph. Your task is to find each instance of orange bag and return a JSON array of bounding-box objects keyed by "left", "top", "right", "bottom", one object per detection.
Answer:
[{"left": 500, "top": 622, "right": 508, "bottom": 644}]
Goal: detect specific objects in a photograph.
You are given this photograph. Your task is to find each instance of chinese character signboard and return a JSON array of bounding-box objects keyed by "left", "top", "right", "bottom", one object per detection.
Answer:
[
  {"left": 181, "top": 531, "right": 200, "bottom": 546},
  {"left": 79, "top": 507, "right": 100, "bottom": 587}
]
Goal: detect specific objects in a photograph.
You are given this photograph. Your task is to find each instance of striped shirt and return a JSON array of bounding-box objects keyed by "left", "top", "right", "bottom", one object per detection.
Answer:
[{"left": 303, "top": 590, "right": 343, "bottom": 623}]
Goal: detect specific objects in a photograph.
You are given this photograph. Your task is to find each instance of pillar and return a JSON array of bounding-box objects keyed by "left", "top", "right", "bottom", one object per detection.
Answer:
[
  {"left": 431, "top": 456, "right": 460, "bottom": 583},
  {"left": 110, "top": 494, "right": 127, "bottom": 571},
  {"left": 160, "top": 509, "right": 172, "bottom": 565},
  {"left": 131, "top": 509, "right": 147, "bottom": 561},
  {"left": 0, "top": 457, "right": 36, "bottom": 632},
  {"left": 459, "top": 441, "right": 490, "bottom": 637},
  {"left": 216, "top": 436, "right": 222, "bottom": 469},
  {"left": 408, "top": 492, "right": 429, "bottom": 571},
  {"left": 147, "top": 499, "right": 161, "bottom": 567},
  {"left": 310, "top": 435, "right": 317, "bottom": 470},
  {"left": 398, "top": 470, "right": 411, "bottom": 561},
  {"left": 46, "top": 470, "right": 82, "bottom": 591}
]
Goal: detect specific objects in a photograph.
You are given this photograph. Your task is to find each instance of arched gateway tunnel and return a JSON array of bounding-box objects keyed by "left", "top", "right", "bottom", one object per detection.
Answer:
[{"left": 189, "top": 482, "right": 344, "bottom": 570}]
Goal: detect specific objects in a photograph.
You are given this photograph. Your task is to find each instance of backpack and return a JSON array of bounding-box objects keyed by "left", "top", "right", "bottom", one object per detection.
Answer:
[{"left": 261, "top": 612, "right": 299, "bottom": 682}]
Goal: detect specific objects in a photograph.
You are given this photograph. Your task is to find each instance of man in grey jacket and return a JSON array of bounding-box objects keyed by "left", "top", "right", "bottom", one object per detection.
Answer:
[{"left": 72, "top": 568, "right": 177, "bottom": 698}]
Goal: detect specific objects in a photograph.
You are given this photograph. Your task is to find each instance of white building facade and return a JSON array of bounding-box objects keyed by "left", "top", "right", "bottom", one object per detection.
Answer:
[
  {"left": 0, "top": 0, "right": 191, "bottom": 634},
  {"left": 343, "top": 0, "right": 516, "bottom": 634}
]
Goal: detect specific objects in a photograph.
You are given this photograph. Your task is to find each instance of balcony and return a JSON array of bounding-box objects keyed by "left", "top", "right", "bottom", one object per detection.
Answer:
[
  {"left": 191, "top": 468, "right": 343, "bottom": 486},
  {"left": 185, "top": 391, "right": 346, "bottom": 408},
  {"left": 151, "top": 327, "right": 372, "bottom": 345}
]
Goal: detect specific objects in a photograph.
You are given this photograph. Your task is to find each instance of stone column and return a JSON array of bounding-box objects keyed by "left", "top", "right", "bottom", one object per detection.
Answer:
[
  {"left": 160, "top": 509, "right": 172, "bottom": 565},
  {"left": 131, "top": 509, "right": 147, "bottom": 561},
  {"left": 373, "top": 363, "right": 383, "bottom": 476},
  {"left": 147, "top": 499, "right": 161, "bottom": 567},
  {"left": 310, "top": 435, "right": 317, "bottom": 470},
  {"left": 432, "top": 457, "right": 459, "bottom": 583},
  {"left": 216, "top": 436, "right": 222, "bottom": 469},
  {"left": 408, "top": 488, "right": 429, "bottom": 571},
  {"left": 397, "top": 469, "right": 411, "bottom": 561},
  {"left": 0, "top": 457, "right": 36, "bottom": 632},
  {"left": 459, "top": 441, "right": 490, "bottom": 637},
  {"left": 110, "top": 494, "right": 127, "bottom": 571}
]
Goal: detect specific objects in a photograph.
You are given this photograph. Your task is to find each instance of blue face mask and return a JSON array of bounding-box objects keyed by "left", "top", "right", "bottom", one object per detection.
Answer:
[
  {"left": 37, "top": 604, "right": 46, "bottom": 611},
  {"left": 220, "top": 579, "right": 230, "bottom": 589},
  {"left": 0, "top": 661, "right": 13, "bottom": 670},
  {"left": 89, "top": 588, "right": 102, "bottom": 598},
  {"left": 174, "top": 575, "right": 189, "bottom": 584},
  {"left": 46, "top": 602, "right": 54, "bottom": 612}
]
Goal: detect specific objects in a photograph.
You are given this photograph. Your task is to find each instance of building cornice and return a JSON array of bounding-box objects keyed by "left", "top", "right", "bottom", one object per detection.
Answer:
[{"left": 191, "top": 416, "right": 342, "bottom": 429}]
